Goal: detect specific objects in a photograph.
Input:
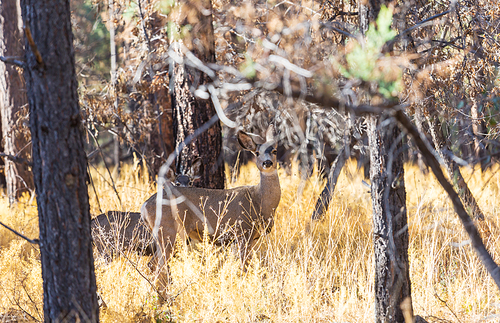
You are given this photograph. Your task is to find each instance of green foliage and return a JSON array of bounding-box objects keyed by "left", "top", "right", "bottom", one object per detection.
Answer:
[
  {"left": 240, "top": 54, "right": 257, "bottom": 79},
  {"left": 158, "top": 0, "right": 176, "bottom": 15},
  {"left": 122, "top": 2, "right": 137, "bottom": 22},
  {"left": 341, "top": 6, "right": 401, "bottom": 100}
]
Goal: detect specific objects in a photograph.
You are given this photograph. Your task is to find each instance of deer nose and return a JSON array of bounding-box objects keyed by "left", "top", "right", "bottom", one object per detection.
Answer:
[{"left": 263, "top": 160, "right": 273, "bottom": 168}]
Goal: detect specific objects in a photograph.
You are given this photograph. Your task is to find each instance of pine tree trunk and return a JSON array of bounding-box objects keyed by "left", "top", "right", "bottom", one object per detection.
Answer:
[
  {"left": 170, "top": 0, "right": 224, "bottom": 189},
  {"left": 20, "top": 1, "right": 99, "bottom": 321},
  {"left": 0, "top": 0, "right": 33, "bottom": 204},
  {"left": 368, "top": 115, "right": 413, "bottom": 323}
]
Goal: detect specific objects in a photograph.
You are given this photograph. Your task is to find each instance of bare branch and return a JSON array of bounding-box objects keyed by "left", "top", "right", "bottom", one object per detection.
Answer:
[
  {"left": 384, "top": 10, "right": 451, "bottom": 52},
  {"left": 0, "top": 56, "right": 25, "bottom": 68},
  {"left": 0, "top": 152, "right": 33, "bottom": 167},
  {"left": 0, "top": 220, "right": 39, "bottom": 244},
  {"left": 24, "top": 26, "right": 44, "bottom": 67},
  {"left": 319, "top": 22, "right": 357, "bottom": 39}
]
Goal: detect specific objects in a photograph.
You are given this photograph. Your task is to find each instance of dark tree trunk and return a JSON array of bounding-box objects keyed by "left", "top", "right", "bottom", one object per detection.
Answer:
[
  {"left": 171, "top": 0, "right": 224, "bottom": 189},
  {"left": 0, "top": 0, "right": 33, "bottom": 204},
  {"left": 367, "top": 115, "right": 412, "bottom": 323},
  {"left": 147, "top": 87, "right": 174, "bottom": 178},
  {"left": 20, "top": 1, "right": 99, "bottom": 322}
]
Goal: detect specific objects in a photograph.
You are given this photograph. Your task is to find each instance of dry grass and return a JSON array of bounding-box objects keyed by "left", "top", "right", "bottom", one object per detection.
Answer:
[{"left": 1, "top": 159, "right": 500, "bottom": 322}]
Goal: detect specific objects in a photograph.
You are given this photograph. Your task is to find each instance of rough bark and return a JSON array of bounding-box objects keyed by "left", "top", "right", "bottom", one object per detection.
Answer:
[
  {"left": 367, "top": 114, "right": 412, "bottom": 323},
  {"left": 358, "top": 0, "right": 413, "bottom": 319},
  {"left": 170, "top": 0, "right": 224, "bottom": 189},
  {"left": 135, "top": 4, "right": 175, "bottom": 180},
  {"left": 427, "top": 115, "right": 485, "bottom": 221},
  {"left": 148, "top": 87, "right": 174, "bottom": 178},
  {"left": 20, "top": 1, "right": 99, "bottom": 321},
  {"left": 0, "top": 0, "right": 33, "bottom": 204}
]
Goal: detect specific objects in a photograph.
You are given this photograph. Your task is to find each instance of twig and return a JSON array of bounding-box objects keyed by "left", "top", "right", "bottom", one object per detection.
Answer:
[
  {"left": 24, "top": 26, "right": 44, "bottom": 68},
  {"left": 0, "top": 56, "right": 25, "bottom": 68},
  {"left": 118, "top": 249, "right": 170, "bottom": 305},
  {"left": 319, "top": 22, "right": 357, "bottom": 39},
  {"left": 384, "top": 10, "right": 451, "bottom": 52},
  {"left": 0, "top": 220, "right": 39, "bottom": 244},
  {"left": 0, "top": 152, "right": 33, "bottom": 167},
  {"left": 21, "top": 278, "right": 42, "bottom": 321},
  {"left": 433, "top": 289, "right": 463, "bottom": 323},
  {"left": 88, "top": 164, "right": 103, "bottom": 214},
  {"left": 88, "top": 129, "right": 123, "bottom": 208}
]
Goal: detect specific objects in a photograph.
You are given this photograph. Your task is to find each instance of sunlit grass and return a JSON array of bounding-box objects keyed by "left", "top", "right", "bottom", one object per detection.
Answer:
[{"left": 1, "top": 160, "right": 500, "bottom": 322}]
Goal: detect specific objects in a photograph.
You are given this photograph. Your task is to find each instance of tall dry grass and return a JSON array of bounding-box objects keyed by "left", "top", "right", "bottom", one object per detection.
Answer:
[{"left": 1, "top": 159, "right": 500, "bottom": 322}]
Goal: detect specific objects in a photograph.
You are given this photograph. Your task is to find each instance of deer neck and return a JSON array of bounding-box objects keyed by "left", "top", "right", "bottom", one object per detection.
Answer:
[{"left": 257, "top": 170, "right": 281, "bottom": 217}]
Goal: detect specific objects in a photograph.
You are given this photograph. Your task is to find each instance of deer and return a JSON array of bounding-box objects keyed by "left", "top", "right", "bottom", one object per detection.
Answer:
[
  {"left": 91, "top": 158, "right": 203, "bottom": 259},
  {"left": 140, "top": 125, "right": 281, "bottom": 283}
]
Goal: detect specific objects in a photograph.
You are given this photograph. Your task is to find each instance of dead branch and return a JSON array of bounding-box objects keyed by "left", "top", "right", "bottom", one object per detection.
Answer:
[
  {"left": 0, "top": 56, "right": 25, "bottom": 68},
  {"left": 0, "top": 152, "right": 33, "bottom": 167},
  {"left": 24, "top": 26, "right": 44, "bottom": 68},
  {"left": 0, "top": 220, "right": 39, "bottom": 244}
]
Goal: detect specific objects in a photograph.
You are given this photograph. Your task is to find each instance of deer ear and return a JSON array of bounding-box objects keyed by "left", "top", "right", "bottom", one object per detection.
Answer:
[
  {"left": 265, "top": 124, "right": 275, "bottom": 143},
  {"left": 237, "top": 130, "right": 257, "bottom": 152},
  {"left": 189, "top": 157, "right": 204, "bottom": 178}
]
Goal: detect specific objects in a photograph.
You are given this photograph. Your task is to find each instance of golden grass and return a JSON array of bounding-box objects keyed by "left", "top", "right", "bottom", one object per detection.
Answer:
[{"left": 1, "top": 159, "right": 500, "bottom": 322}]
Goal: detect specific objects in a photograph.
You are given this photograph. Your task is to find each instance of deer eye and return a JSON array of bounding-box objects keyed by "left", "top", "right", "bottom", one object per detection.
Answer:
[
  {"left": 255, "top": 151, "right": 260, "bottom": 157},
  {"left": 272, "top": 149, "right": 277, "bottom": 155}
]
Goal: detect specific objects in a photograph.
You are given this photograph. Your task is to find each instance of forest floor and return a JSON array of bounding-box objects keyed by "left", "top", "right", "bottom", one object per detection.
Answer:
[{"left": 0, "top": 159, "right": 499, "bottom": 322}]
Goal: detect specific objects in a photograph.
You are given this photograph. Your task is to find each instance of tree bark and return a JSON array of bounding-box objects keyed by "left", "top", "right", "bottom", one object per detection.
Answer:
[
  {"left": 358, "top": 0, "right": 413, "bottom": 319},
  {"left": 0, "top": 0, "right": 33, "bottom": 204},
  {"left": 367, "top": 114, "right": 413, "bottom": 323},
  {"left": 170, "top": 0, "right": 224, "bottom": 189},
  {"left": 20, "top": 1, "right": 99, "bottom": 321}
]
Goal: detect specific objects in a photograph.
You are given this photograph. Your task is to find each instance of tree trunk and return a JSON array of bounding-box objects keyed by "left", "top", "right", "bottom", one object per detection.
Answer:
[
  {"left": 367, "top": 114, "right": 413, "bottom": 323},
  {"left": 359, "top": 0, "right": 413, "bottom": 320},
  {"left": 20, "top": 1, "right": 99, "bottom": 321},
  {"left": 147, "top": 87, "right": 174, "bottom": 179},
  {"left": 0, "top": 0, "right": 33, "bottom": 204},
  {"left": 170, "top": 0, "right": 224, "bottom": 189},
  {"left": 427, "top": 115, "right": 486, "bottom": 221}
]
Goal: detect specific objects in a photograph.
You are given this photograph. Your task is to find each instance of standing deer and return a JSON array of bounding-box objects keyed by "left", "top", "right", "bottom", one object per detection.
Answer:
[
  {"left": 91, "top": 158, "right": 203, "bottom": 259},
  {"left": 141, "top": 125, "right": 281, "bottom": 279}
]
